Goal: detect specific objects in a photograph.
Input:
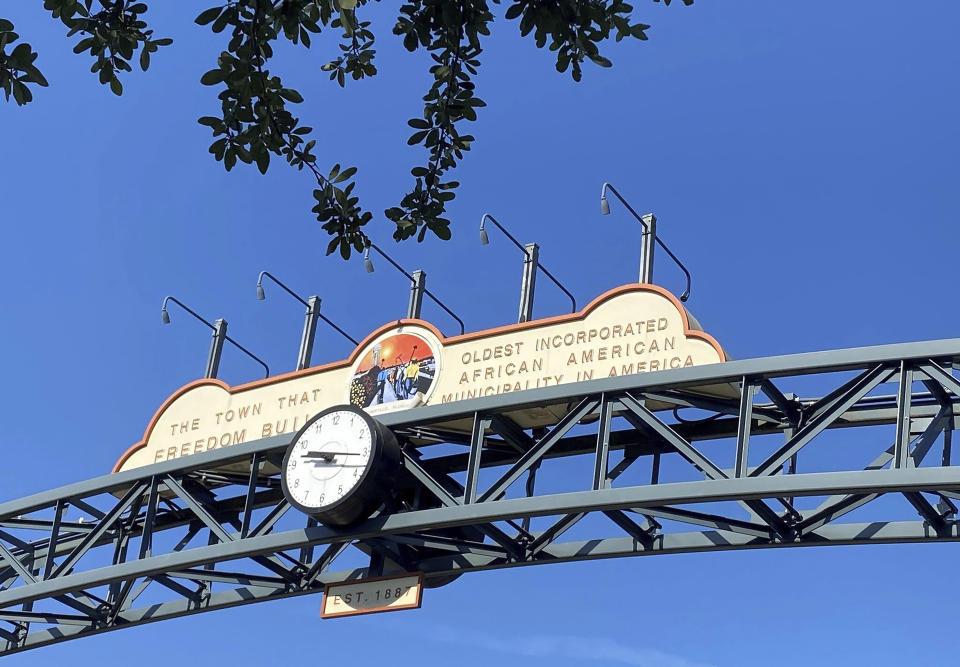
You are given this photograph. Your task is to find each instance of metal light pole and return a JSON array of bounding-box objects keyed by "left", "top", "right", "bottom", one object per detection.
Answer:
[
  {"left": 160, "top": 296, "right": 270, "bottom": 379},
  {"left": 479, "top": 213, "right": 577, "bottom": 323},
  {"left": 599, "top": 182, "right": 692, "bottom": 302},
  {"left": 256, "top": 271, "right": 359, "bottom": 371},
  {"left": 363, "top": 241, "right": 466, "bottom": 335}
]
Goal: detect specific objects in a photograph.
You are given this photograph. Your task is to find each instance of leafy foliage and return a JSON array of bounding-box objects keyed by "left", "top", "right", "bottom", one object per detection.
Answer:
[
  {"left": 48, "top": 0, "right": 172, "bottom": 96},
  {"left": 4, "top": 0, "right": 691, "bottom": 257},
  {"left": 0, "top": 20, "right": 47, "bottom": 105}
]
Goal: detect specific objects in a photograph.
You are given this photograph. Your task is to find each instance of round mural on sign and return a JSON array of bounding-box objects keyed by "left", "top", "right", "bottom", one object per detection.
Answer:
[{"left": 348, "top": 330, "right": 440, "bottom": 413}]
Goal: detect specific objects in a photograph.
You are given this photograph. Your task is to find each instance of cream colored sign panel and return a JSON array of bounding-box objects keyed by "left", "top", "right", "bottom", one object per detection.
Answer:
[
  {"left": 114, "top": 284, "right": 727, "bottom": 473},
  {"left": 321, "top": 574, "right": 423, "bottom": 618}
]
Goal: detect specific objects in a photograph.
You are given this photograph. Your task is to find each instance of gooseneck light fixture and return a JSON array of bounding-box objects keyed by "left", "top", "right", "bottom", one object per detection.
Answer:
[
  {"left": 599, "top": 182, "right": 692, "bottom": 302},
  {"left": 256, "top": 271, "right": 359, "bottom": 371},
  {"left": 161, "top": 296, "right": 270, "bottom": 379},
  {"left": 479, "top": 213, "right": 577, "bottom": 322},
  {"left": 362, "top": 241, "right": 466, "bottom": 335}
]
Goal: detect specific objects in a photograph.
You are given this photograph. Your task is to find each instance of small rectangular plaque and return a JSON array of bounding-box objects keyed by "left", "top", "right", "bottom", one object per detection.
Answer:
[{"left": 321, "top": 573, "right": 423, "bottom": 618}]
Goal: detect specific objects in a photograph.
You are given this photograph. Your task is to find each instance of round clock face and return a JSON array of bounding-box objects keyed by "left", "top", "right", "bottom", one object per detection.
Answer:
[{"left": 282, "top": 407, "right": 375, "bottom": 514}]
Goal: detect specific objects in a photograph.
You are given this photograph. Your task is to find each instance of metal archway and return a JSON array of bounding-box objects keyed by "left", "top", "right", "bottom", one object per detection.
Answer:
[{"left": 3, "top": 339, "right": 960, "bottom": 655}]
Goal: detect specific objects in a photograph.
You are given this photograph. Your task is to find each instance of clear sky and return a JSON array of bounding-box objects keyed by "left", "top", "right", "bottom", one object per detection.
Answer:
[{"left": 1, "top": 2, "right": 959, "bottom": 665}]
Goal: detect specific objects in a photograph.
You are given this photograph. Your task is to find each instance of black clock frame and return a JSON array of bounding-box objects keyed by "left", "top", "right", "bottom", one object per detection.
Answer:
[{"left": 280, "top": 404, "right": 401, "bottom": 527}]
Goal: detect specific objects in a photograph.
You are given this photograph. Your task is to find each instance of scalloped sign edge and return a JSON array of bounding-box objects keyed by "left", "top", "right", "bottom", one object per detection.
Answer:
[{"left": 113, "top": 283, "right": 728, "bottom": 473}]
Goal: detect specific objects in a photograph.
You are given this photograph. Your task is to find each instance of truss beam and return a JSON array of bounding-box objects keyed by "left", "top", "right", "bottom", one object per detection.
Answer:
[{"left": 3, "top": 339, "right": 960, "bottom": 656}]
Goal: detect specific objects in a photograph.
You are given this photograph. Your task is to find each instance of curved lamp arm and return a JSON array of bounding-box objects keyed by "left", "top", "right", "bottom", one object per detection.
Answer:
[
  {"left": 599, "top": 183, "right": 692, "bottom": 302},
  {"left": 363, "top": 242, "right": 466, "bottom": 335},
  {"left": 161, "top": 296, "right": 270, "bottom": 378},
  {"left": 257, "top": 271, "right": 308, "bottom": 307},
  {"left": 480, "top": 213, "right": 577, "bottom": 313},
  {"left": 257, "top": 271, "right": 358, "bottom": 345}
]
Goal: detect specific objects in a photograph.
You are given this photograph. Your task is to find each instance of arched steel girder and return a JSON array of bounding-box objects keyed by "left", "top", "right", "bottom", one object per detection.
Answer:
[{"left": 3, "top": 338, "right": 960, "bottom": 656}]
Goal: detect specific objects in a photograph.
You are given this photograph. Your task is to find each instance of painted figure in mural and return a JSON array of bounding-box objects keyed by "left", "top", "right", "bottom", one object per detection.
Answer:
[
  {"left": 376, "top": 365, "right": 389, "bottom": 404},
  {"left": 393, "top": 355, "right": 406, "bottom": 399},
  {"left": 404, "top": 357, "right": 420, "bottom": 398}
]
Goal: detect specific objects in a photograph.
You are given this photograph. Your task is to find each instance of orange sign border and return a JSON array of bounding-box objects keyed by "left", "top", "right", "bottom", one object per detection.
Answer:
[{"left": 112, "top": 283, "right": 726, "bottom": 473}]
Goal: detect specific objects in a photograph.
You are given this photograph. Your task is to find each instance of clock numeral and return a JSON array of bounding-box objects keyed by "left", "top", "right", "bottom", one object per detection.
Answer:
[
  {"left": 294, "top": 479, "right": 300, "bottom": 488},
  {"left": 319, "top": 494, "right": 325, "bottom": 504},
  {"left": 337, "top": 485, "right": 343, "bottom": 495},
  {"left": 332, "top": 414, "right": 340, "bottom": 426}
]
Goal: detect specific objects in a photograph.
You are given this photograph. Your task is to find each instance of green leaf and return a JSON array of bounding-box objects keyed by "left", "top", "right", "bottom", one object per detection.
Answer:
[
  {"left": 194, "top": 7, "right": 221, "bottom": 26},
  {"left": 200, "top": 69, "right": 224, "bottom": 85},
  {"left": 278, "top": 88, "right": 303, "bottom": 103},
  {"left": 255, "top": 149, "right": 270, "bottom": 174},
  {"left": 11, "top": 80, "right": 29, "bottom": 106},
  {"left": 407, "top": 118, "right": 430, "bottom": 129},
  {"left": 333, "top": 166, "right": 357, "bottom": 183},
  {"left": 11, "top": 43, "right": 30, "bottom": 62},
  {"left": 407, "top": 130, "right": 428, "bottom": 145},
  {"left": 23, "top": 65, "right": 48, "bottom": 87},
  {"left": 0, "top": 19, "right": 14, "bottom": 32},
  {"left": 504, "top": 4, "right": 523, "bottom": 20},
  {"left": 109, "top": 76, "right": 122, "bottom": 95},
  {"left": 211, "top": 10, "right": 231, "bottom": 33}
]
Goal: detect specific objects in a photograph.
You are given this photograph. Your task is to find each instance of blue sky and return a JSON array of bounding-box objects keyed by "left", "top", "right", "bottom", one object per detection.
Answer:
[{"left": 1, "top": 2, "right": 959, "bottom": 665}]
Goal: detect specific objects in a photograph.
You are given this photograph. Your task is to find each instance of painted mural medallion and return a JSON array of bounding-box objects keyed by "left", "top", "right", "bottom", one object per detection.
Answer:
[{"left": 348, "top": 331, "right": 439, "bottom": 414}]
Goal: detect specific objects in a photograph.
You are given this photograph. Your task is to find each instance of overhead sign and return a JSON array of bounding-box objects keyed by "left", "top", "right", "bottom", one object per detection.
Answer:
[
  {"left": 321, "top": 573, "right": 423, "bottom": 618},
  {"left": 113, "top": 284, "right": 727, "bottom": 473}
]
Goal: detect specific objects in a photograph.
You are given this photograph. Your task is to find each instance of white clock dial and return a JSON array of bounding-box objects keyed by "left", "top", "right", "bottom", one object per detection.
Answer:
[{"left": 284, "top": 409, "right": 373, "bottom": 511}]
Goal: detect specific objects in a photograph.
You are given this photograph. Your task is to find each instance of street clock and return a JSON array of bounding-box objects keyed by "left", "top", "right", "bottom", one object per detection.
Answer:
[{"left": 281, "top": 405, "right": 401, "bottom": 526}]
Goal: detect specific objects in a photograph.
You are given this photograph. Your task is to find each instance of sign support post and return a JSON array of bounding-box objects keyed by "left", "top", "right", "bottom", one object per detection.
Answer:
[
  {"left": 518, "top": 242, "right": 539, "bottom": 323},
  {"left": 297, "top": 296, "right": 321, "bottom": 371},
  {"left": 408, "top": 270, "right": 426, "bottom": 319},
  {"left": 640, "top": 213, "right": 656, "bottom": 284},
  {"left": 205, "top": 318, "right": 227, "bottom": 379}
]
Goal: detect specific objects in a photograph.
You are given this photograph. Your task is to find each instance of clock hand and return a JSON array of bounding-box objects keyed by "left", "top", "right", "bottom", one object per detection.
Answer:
[{"left": 302, "top": 451, "right": 356, "bottom": 460}]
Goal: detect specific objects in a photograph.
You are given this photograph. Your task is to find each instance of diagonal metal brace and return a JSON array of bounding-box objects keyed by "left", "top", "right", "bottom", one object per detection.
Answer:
[
  {"left": 402, "top": 452, "right": 523, "bottom": 560},
  {"left": 620, "top": 393, "right": 727, "bottom": 480},
  {"left": 478, "top": 397, "right": 600, "bottom": 503},
  {"left": 163, "top": 476, "right": 235, "bottom": 545},
  {"left": 751, "top": 364, "right": 892, "bottom": 477},
  {"left": 51, "top": 483, "right": 147, "bottom": 579}
]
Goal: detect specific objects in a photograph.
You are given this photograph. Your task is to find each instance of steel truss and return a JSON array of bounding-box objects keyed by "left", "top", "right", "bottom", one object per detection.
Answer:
[{"left": 4, "top": 339, "right": 960, "bottom": 655}]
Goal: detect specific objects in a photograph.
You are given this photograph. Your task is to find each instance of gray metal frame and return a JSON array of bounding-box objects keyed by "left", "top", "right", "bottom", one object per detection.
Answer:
[{"left": 3, "top": 339, "right": 960, "bottom": 655}]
